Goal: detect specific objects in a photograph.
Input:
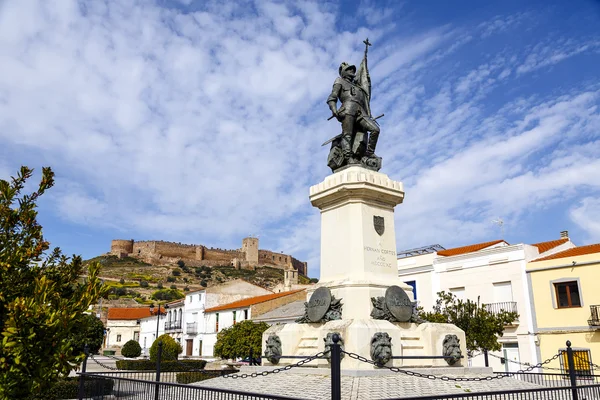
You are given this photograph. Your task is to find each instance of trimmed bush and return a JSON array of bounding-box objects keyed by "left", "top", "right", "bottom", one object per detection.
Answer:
[
  {"left": 176, "top": 370, "right": 223, "bottom": 384},
  {"left": 121, "top": 339, "right": 142, "bottom": 358},
  {"left": 28, "top": 377, "right": 113, "bottom": 399},
  {"left": 167, "top": 276, "right": 176, "bottom": 283},
  {"left": 115, "top": 359, "right": 207, "bottom": 371},
  {"left": 140, "top": 280, "right": 149, "bottom": 288},
  {"left": 119, "top": 278, "right": 125, "bottom": 284},
  {"left": 149, "top": 334, "right": 182, "bottom": 362}
]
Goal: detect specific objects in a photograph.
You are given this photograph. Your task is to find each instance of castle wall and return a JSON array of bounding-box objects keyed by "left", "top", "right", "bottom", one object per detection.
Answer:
[
  {"left": 155, "top": 241, "right": 197, "bottom": 259},
  {"left": 116, "top": 238, "right": 307, "bottom": 275}
]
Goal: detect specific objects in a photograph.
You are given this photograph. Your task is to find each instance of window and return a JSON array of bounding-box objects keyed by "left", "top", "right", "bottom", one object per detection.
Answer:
[
  {"left": 116, "top": 334, "right": 122, "bottom": 342},
  {"left": 450, "top": 287, "right": 466, "bottom": 301},
  {"left": 215, "top": 313, "right": 219, "bottom": 332},
  {"left": 405, "top": 280, "right": 417, "bottom": 300},
  {"left": 189, "top": 296, "right": 192, "bottom": 303},
  {"left": 560, "top": 348, "right": 593, "bottom": 377},
  {"left": 555, "top": 281, "right": 581, "bottom": 308},
  {"left": 244, "top": 309, "right": 249, "bottom": 320},
  {"left": 233, "top": 311, "right": 237, "bottom": 325}
]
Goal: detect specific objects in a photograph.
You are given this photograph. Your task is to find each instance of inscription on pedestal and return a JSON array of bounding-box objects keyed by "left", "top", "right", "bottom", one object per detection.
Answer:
[
  {"left": 385, "top": 285, "right": 413, "bottom": 322},
  {"left": 307, "top": 287, "right": 332, "bottom": 322}
]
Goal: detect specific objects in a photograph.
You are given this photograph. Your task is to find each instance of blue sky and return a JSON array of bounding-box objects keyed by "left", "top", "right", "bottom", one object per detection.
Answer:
[{"left": 1, "top": 0, "right": 599, "bottom": 278}]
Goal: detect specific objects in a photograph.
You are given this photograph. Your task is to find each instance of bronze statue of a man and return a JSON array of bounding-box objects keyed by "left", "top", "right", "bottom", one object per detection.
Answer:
[{"left": 325, "top": 39, "right": 382, "bottom": 172}]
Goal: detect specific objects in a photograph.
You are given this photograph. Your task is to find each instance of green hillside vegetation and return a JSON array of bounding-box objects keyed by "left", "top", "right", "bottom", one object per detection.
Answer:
[{"left": 85, "top": 254, "right": 311, "bottom": 305}]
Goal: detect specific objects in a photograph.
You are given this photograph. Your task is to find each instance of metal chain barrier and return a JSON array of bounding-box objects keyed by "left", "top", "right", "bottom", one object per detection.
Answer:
[
  {"left": 89, "top": 354, "right": 121, "bottom": 371},
  {"left": 221, "top": 351, "right": 330, "bottom": 379},
  {"left": 340, "top": 350, "right": 565, "bottom": 382},
  {"left": 487, "top": 352, "right": 565, "bottom": 371}
]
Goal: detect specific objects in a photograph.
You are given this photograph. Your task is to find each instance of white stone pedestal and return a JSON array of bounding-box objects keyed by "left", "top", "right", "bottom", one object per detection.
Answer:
[{"left": 263, "top": 166, "right": 466, "bottom": 370}]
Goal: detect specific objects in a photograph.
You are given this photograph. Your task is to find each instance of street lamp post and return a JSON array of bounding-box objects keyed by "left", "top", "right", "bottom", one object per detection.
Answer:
[{"left": 150, "top": 304, "right": 169, "bottom": 340}]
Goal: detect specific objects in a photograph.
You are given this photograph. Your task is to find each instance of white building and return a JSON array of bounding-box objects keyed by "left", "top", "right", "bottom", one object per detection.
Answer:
[
  {"left": 397, "top": 233, "right": 574, "bottom": 372},
  {"left": 182, "top": 289, "right": 207, "bottom": 357},
  {"left": 138, "top": 306, "right": 166, "bottom": 356},
  {"left": 202, "top": 289, "right": 306, "bottom": 358},
  {"left": 106, "top": 307, "right": 158, "bottom": 352}
]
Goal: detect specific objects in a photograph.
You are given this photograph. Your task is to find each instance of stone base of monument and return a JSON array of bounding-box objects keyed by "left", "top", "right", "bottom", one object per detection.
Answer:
[
  {"left": 262, "top": 166, "right": 467, "bottom": 370},
  {"left": 262, "top": 321, "right": 466, "bottom": 370}
]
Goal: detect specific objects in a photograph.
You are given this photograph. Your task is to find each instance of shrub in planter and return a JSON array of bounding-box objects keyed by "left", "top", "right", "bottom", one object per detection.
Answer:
[
  {"left": 121, "top": 339, "right": 142, "bottom": 358},
  {"left": 115, "top": 359, "right": 207, "bottom": 371},
  {"left": 176, "top": 370, "right": 222, "bottom": 384},
  {"left": 149, "top": 334, "right": 182, "bottom": 362}
]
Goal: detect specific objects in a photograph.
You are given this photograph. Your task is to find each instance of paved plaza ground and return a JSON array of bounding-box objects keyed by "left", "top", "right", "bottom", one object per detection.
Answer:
[{"left": 194, "top": 368, "right": 549, "bottom": 400}]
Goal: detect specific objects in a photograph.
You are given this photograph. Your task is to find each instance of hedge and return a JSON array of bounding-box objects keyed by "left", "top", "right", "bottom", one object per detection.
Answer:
[
  {"left": 115, "top": 359, "right": 207, "bottom": 371},
  {"left": 175, "top": 370, "right": 224, "bottom": 384},
  {"left": 28, "top": 377, "right": 113, "bottom": 399}
]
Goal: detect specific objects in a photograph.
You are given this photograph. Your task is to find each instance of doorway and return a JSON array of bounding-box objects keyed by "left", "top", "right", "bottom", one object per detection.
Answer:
[
  {"left": 503, "top": 343, "right": 520, "bottom": 373},
  {"left": 186, "top": 339, "right": 193, "bottom": 357}
]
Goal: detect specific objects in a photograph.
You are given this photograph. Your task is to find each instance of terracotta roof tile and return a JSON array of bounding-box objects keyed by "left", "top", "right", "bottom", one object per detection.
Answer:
[
  {"left": 436, "top": 240, "right": 507, "bottom": 257},
  {"left": 531, "top": 243, "right": 600, "bottom": 262},
  {"left": 530, "top": 238, "right": 569, "bottom": 254},
  {"left": 107, "top": 307, "right": 165, "bottom": 320},
  {"left": 204, "top": 289, "right": 305, "bottom": 313}
]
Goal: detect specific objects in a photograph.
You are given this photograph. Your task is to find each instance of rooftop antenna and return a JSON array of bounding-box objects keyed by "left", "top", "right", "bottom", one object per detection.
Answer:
[{"left": 491, "top": 218, "right": 504, "bottom": 239}]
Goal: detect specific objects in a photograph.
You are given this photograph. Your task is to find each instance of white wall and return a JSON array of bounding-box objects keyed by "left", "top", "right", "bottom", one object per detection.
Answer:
[
  {"left": 202, "top": 307, "right": 251, "bottom": 358},
  {"left": 106, "top": 320, "right": 141, "bottom": 349}
]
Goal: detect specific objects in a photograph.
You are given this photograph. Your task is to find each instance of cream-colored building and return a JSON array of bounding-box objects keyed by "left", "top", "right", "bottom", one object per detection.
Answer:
[
  {"left": 106, "top": 307, "right": 160, "bottom": 352},
  {"left": 398, "top": 233, "right": 575, "bottom": 372},
  {"left": 526, "top": 243, "right": 600, "bottom": 374}
]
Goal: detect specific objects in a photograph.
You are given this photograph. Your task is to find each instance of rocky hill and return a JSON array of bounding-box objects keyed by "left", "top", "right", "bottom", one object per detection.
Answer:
[{"left": 84, "top": 254, "right": 312, "bottom": 306}]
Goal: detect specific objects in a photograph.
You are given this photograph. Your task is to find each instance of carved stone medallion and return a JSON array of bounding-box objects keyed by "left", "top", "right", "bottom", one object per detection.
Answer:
[
  {"left": 373, "top": 216, "right": 385, "bottom": 236},
  {"left": 384, "top": 285, "right": 412, "bottom": 322},
  {"left": 307, "top": 287, "right": 332, "bottom": 323}
]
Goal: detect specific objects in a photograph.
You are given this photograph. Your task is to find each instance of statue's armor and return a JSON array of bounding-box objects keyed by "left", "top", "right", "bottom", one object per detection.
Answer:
[{"left": 327, "top": 77, "right": 370, "bottom": 119}]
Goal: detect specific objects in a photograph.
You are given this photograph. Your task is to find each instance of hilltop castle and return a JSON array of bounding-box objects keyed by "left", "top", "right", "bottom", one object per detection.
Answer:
[{"left": 110, "top": 237, "right": 307, "bottom": 276}]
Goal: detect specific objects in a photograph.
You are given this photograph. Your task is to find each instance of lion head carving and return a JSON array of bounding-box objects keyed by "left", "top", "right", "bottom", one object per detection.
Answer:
[
  {"left": 370, "top": 332, "right": 393, "bottom": 367},
  {"left": 442, "top": 334, "right": 462, "bottom": 366},
  {"left": 323, "top": 332, "right": 344, "bottom": 362},
  {"left": 264, "top": 334, "right": 282, "bottom": 365}
]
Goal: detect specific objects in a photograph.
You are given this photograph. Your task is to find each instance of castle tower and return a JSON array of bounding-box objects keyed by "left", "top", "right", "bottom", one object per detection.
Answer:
[
  {"left": 111, "top": 239, "right": 134, "bottom": 259},
  {"left": 242, "top": 237, "right": 259, "bottom": 266},
  {"left": 284, "top": 267, "right": 298, "bottom": 291}
]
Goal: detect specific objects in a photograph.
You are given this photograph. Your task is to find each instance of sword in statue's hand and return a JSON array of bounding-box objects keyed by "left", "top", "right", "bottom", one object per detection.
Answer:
[{"left": 321, "top": 114, "right": 385, "bottom": 146}]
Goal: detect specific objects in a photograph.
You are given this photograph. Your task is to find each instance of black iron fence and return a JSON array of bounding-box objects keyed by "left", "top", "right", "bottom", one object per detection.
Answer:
[{"left": 77, "top": 339, "right": 600, "bottom": 400}]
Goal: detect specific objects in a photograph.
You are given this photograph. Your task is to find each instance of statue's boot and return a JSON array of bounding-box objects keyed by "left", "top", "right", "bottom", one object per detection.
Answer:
[
  {"left": 341, "top": 132, "right": 360, "bottom": 164},
  {"left": 365, "top": 130, "right": 380, "bottom": 157}
]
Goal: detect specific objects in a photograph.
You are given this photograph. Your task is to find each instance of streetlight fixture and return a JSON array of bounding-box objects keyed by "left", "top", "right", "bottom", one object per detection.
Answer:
[{"left": 149, "top": 303, "right": 169, "bottom": 339}]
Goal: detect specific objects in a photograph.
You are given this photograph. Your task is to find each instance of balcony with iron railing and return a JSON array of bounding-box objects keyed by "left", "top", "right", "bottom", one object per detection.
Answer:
[
  {"left": 588, "top": 305, "right": 600, "bottom": 327},
  {"left": 186, "top": 322, "right": 198, "bottom": 335},
  {"left": 164, "top": 321, "right": 182, "bottom": 332},
  {"left": 485, "top": 301, "right": 519, "bottom": 324}
]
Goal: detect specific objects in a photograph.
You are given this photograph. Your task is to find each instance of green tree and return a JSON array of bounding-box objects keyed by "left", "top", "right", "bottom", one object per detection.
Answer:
[
  {"left": 420, "top": 291, "right": 519, "bottom": 356},
  {"left": 0, "top": 166, "right": 106, "bottom": 399},
  {"left": 121, "top": 340, "right": 142, "bottom": 358},
  {"left": 151, "top": 289, "right": 184, "bottom": 301},
  {"left": 214, "top": 320, "right": 269, "bottom": 360},
  {"left": 69, "top": 313, "right": 105, "bottom": 355},
  {"left": 149, "top": 334, "right": 182, "bottom": 362}
]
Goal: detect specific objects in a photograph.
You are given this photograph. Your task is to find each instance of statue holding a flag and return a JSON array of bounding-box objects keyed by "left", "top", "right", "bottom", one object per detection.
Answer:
[{"left": 325, "top": 39, "right": 383, "bottom": 172}]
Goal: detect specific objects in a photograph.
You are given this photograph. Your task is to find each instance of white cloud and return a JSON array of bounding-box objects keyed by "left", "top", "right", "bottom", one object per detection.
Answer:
[{"left": 570, "top": 198, "right": 600, "bottom": 244}]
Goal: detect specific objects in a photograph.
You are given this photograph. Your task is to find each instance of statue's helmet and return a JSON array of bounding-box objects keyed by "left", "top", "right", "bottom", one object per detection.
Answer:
[{"left": 339, "top": 62, "right": 356, "bottom": 77}]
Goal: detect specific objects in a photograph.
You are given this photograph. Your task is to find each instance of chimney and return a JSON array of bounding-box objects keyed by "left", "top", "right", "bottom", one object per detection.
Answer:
[{"left": 560, "top": 230, "right": 569, "bottom": 239}]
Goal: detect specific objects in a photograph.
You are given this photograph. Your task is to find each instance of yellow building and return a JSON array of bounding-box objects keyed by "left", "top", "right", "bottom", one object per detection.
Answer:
[{"left": 527, "top": 243, "right": 600, "bottom": 374}]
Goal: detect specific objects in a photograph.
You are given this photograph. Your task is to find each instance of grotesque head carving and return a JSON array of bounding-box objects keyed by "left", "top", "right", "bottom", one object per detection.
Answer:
[
  {"left": 370, "top": 332, "right": 393, "bottom": 367},
  {"left": 323, "top": 332, "right": 344, "bottom": 362},
  {"left": 264, "top": 334, "right": 282, "bottom": 365},
  {"left": 442, "top": 334, "right": 462, "bottom": 366}
]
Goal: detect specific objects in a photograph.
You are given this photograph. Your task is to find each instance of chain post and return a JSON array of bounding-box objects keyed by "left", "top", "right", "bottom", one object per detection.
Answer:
[
  {"left": 330, "top": 333, "right": 342, "bottom": 400},
  {"left": 566, "top": 340, "right": 579, "bottom": 400},
  {"left": 154, "top": 341, "right": 163, "bottom": 400},
  {"left": 483, "top": 349, "right": 489, "bottom": 367},
  {"left": 77, "top": 344, "right": 90, "bottom": 400}
]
